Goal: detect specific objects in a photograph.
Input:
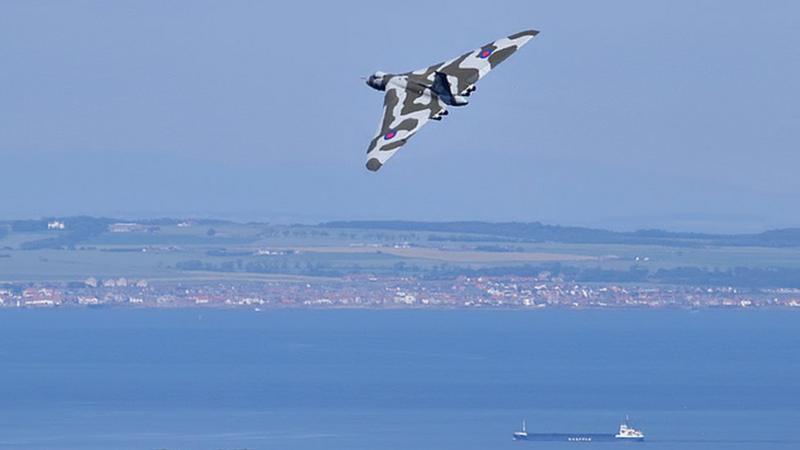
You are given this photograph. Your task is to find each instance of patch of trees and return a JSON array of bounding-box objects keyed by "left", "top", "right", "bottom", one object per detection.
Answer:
[
  {"left": 173, "top": 254, "right": 800, "bottom": 288},
  {"left": 323, "top": 221, "right": 800, "bottom": 248},
  {"left": 653, "top": 266, "right": 800, "bottom": 288}
]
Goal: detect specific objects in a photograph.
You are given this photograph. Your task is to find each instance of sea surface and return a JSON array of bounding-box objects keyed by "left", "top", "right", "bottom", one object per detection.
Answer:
[{"left": 0, "top": 308, "right": 798, "bottom": 450}]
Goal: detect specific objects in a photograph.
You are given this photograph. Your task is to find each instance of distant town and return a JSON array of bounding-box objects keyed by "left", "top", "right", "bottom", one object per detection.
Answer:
[
  {"left": 2, "top": 216, "right": 800, "bottom": 310},
  {"left": 3, "top": 274, "right": 799, "bottom": 309}
]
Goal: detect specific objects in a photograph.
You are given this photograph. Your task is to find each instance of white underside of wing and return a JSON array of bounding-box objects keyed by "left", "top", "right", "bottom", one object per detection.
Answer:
[{"left": 366, "top": 80, "right": 435, "bottom": 169}]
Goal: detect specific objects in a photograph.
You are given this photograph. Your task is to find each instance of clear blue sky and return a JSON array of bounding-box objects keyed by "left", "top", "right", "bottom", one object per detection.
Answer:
[{"left": 1, "top": 1, "right": 798, "bottom": 232}]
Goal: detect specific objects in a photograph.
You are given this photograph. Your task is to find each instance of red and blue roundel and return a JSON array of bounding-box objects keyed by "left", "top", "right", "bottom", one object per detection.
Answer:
[
  {"left": 479, "top": 48, "right": 494, "bottom": 59},
  {"left": 384, "top": 130, "right": 397, "bottom": 140}
]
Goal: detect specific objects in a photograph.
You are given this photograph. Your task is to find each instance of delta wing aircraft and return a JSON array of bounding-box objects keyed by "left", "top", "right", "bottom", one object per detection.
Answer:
[{"left": 363, "top": 29, "right": 539, "bottom": 171}]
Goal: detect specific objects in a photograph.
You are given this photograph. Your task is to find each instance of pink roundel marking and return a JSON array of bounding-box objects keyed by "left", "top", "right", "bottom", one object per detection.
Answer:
[
  {"left": 480, "top": 49, "right": 493, "bottom": 59},
  {"left": 384, "top": 131, "right": 396, "bottom": 140}
]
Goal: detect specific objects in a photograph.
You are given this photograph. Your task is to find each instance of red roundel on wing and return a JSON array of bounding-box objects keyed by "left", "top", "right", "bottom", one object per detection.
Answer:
[
  {"left": 479, "top": 49, "right": 493, "bottom": 59},
  {"left": 384, "top": 130, "right": 396, "bottom": 140}
]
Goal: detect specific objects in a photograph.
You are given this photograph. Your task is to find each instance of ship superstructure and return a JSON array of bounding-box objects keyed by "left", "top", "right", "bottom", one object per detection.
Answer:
[
  {"left": 512, "top": 419, "right": 528, "bottom": 440},
  {"left": 615, "top": 417, "right": 645, "bottom": 441}
]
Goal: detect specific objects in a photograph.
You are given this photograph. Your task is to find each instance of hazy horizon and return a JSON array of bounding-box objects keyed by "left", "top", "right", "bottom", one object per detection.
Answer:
[
  {"left": 3, "top": 212, "right": 796, "bottom": 236},
  {"left": 2, "top": 1, "right": 798, "bottom": 233}
]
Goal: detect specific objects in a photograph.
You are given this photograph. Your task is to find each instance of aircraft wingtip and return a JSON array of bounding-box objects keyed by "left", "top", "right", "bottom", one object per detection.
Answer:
[
  {"left": 366, "top": 158, "right": 382, "bottom": 172},
  {"left": 509, "top": 29, "right": 540, "bottom": 40}
]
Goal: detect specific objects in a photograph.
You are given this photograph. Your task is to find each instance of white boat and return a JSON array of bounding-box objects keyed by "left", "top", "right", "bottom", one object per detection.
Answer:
[{"left": 615, "top": 417, "right": 645, "bottom": 441}]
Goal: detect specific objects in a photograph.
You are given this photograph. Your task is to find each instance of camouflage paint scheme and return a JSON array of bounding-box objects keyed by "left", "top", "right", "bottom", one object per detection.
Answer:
[{"left": 364, "top": 30, "right": 539, "bottom": 172}]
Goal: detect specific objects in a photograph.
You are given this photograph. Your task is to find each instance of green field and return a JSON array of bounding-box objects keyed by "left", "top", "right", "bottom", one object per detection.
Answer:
[{"left": 1, "top": 218, "right": 799, "bottom": 286}]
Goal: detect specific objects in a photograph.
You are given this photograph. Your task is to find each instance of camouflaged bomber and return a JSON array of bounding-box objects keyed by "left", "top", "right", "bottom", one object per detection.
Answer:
[{"left": 364, "top": 29, "right": 539, "bottom": 171}]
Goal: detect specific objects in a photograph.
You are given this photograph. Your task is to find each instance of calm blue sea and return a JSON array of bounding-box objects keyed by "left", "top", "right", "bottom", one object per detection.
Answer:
[{"left": 0, "top": 309, "right": 798, "bottom": 450}]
